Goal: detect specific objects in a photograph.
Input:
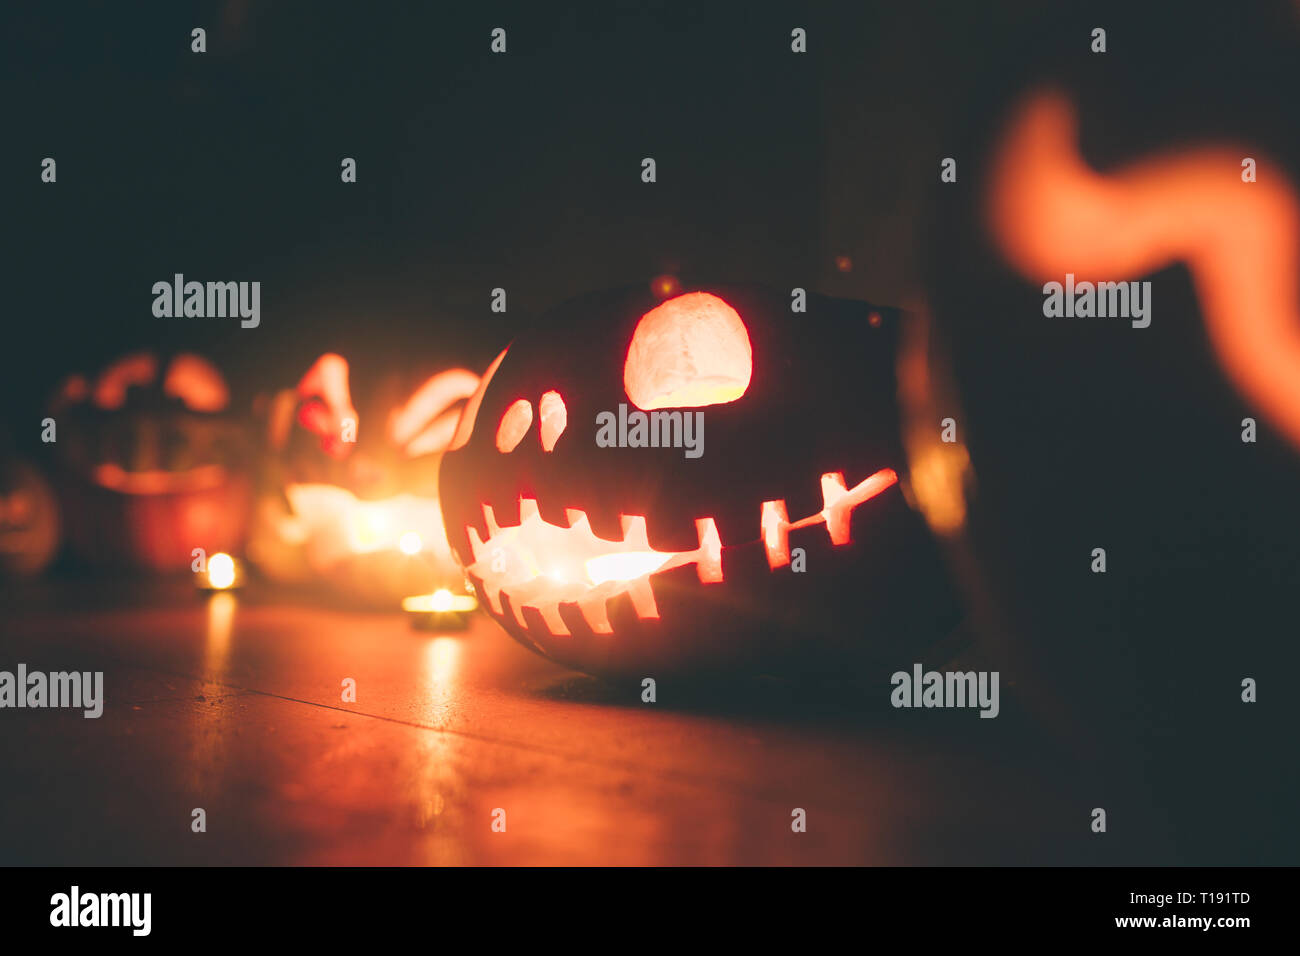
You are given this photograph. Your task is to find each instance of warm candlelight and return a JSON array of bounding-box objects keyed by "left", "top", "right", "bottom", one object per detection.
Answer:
[
  {"left": 402, "top": 588, "right": 477, "bottom": 614},
  {"left": 402, "top": 586, "right": 477, "bottom": 631},
  {"left": 198, "top": 552, "right": 241, "bottom": 590}
]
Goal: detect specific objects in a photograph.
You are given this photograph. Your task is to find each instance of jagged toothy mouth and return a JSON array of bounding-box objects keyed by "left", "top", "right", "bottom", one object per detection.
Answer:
[{"left": 464, "top": 467, "right": 898, "bottom": 636}]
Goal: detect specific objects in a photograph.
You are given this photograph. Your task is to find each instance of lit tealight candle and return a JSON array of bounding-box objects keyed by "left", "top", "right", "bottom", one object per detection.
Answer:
[
  {"left": 402, "top": 587, "right": 477, "bottom": 630},
  {"left": 198, "top": 552, "right": 242, "bottom": 590},
  {"left": 402, "top": 588, "right": 477, "bottom": 613}
]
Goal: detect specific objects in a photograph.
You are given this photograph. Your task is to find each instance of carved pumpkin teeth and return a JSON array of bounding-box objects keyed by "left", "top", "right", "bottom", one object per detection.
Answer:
[
  {"left": 760, "top": 499, "right": 792, "bottom": 570},
  {"left": 619, "top": 514, "right": 651, "bottom": 549},
  {"left": 575, "top": 593, "right": 614, "bottom": 634},
  {"left": 465, "top": 496, "right": 700, "bottom": 637},
  {"left": 820, "top": 472, "right": 854, "bottom": 545},
  {"left": 462, "top": 468, "right": 899, "bottom": 639},
  {"left": 535, "top": 602, "right": 570, "bottom": 634},
  {"left": 761, "top": 468, "right": 899, "bottom": 568},
  {"left": 820, "top": 468, "right": 899, "bottom": 544},
  {"left": 582, "top": 507, "right": 627, "bottom": 545},
  {"left": 482, "top": 503, "right": 502, "bottom": 537},
  {"left": 624, "top": 577, "right": 660, "bottom": 619},
  {"left": 694, "top": 517, "right": 723, "bottom": 583}
]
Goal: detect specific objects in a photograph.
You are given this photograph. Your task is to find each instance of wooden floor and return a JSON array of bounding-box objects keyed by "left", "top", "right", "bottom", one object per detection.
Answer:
[{"left": 0, "top": 578, "right": 1180, "bottom": 866}]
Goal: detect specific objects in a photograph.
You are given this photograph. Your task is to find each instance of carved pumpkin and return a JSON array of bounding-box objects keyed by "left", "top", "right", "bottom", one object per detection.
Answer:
[
  {"left": 439, "top": 285, "right": 959, "bottom": 679},
  {"left": 50, "top": 352, "right": 252, "bottom": 571},
  {"left": 246, "top": 353, "right": 476, "bottom": 607}
]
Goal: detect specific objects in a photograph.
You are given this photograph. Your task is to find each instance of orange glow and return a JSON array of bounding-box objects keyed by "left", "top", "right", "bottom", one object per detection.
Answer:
[
  {"left": 988, "top": 88, "right": 1300, "bottom": 450},
  {"left": 897, "top": 311, "right": 971, "bottom": 536},
  {"left": 93, "top": 353, "right": 158, "bottom": 410},
  {"left": 388, "top": 368, "right": 481, "bottom": 456},
  {"left": 205, "top": 552, "right": 237, "bottom": 589},
  {"left": 820, "top": 470, "right": 898, "bottom": 545},
  {"left": 402, "top": 408, "right": 464, "bottom": 457},
  {"left": 760, "top": 499, "right": 791, "bottom": 569},
  {"left": 650, "top": 274, "right": 682, "bottom": 298},
  {"left": 202, "top": 590, "right": 236, "bottom": 678},
  {"left": 52, "top": 374, "right": 90, "bottom": 410},
  {"left": 464, "top": 468, "right": 899, "bottom": 637},
  {"left": 465, "top": 500, "right": 725, "bottom": 635},
  {"left": 402, "top": 589, "right": 478, "bottom": 613},
  {"left": 257, "top": 356, "right": 483, "bottom": 595},
  {"left": 538, "top": 390, "right": 567, "bottom": 452},
  {"left": 93, "top": 462, "right": 228, "bottom": 494},
  {"left": 694, "top": 517, "right": 723, "bottom": 583},
  {"left": 496, "top": 399, "right": 533, "bottom": 452},
  {"left": 163, "top": 354, "right": 229, "bottom": 412},
  {"left": 284, "top": 483, "right": 457, "bottom": 573},
  {"left": 586, "top": 550, "right": 672, "bottom": 585},
  {"left": 296, "top": 353, "right": 359, "bottom": 458},
  {"left": 763, "top": 469, "right": 898, "bottom": 570},
  {"left": 623, "top": 292, "right": 753, "bottom": 410}
]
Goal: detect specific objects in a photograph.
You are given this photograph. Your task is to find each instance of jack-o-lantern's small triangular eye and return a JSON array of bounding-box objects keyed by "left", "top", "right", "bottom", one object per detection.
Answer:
[
  {"left": 496, "top": 398, "right": 533, "bottom": 452},
  {"left": 449, "top": 347, "right": 507, "bottom": 451},
  {"left": 624, "top": 292, "right": 753, "bottom": 410}
]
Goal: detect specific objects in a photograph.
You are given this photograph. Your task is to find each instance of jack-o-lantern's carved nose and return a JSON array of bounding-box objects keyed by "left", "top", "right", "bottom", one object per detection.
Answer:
[
  {"left": 624, "top": 292, "right": 753, "bottom": 410},
  {"left": 538, "top": 390, "right": 567, "bottom": 451},
  {"left": 449, "top": 347, "right": 508, "bottom": 451},
  {"left": 496, "top": 399, "right": 533, "bottom": 452},
  {"left": 496, "top": 391, "right": 568, "bottom": 453}
]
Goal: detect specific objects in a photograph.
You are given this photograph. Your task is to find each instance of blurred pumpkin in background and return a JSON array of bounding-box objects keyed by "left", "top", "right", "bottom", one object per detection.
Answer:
[
  {"left": 0, "top": 453, "right": 61, "bottom": 577},
  {"left": 246, "top": 352, "right": 478, "bottom": 607},
  {"left": 49, "top": 352, "right": 253, "bottom": 571}
]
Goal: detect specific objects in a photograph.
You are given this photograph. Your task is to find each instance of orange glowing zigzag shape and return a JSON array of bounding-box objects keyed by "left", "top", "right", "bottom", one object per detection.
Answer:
[
  {"left": 464, "top": 467, "right": 898, "bottom": 636},
  {"left": 987, "top": 88, "right": 1300, "bottom": 451}
]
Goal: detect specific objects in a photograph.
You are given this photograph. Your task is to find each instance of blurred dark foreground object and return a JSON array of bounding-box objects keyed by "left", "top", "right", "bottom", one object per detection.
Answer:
[{"left": 911, "top": 2, "right": 1300, "bottom": 862}]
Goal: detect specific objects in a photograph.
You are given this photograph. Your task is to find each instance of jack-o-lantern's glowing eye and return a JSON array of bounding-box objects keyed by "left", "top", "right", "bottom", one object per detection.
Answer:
[
  {"left": 624, "top": 292, "right": 753, "bottom": 410},
  {"left": 496, "top": 399, "right": 533, "bottom": 452},
  {"left": 538, "top": 390, "right": 567, "bottom": 451}
]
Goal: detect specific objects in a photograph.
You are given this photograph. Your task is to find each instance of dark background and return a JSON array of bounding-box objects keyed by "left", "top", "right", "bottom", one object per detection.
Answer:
[{"left": 3, "top": 0, "right": 1047, "bottom": 432}]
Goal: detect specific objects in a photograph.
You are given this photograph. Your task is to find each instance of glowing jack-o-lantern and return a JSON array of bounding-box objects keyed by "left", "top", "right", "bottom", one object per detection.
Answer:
[
  {"left": 247, "top": 353, "right": 478, "bottom": 607},
  {"left": 440, "top": 285, "right": 959, "bottom": 679},
  {"left": 50, "top": 352, "right": 252, "bottom": 571}
]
